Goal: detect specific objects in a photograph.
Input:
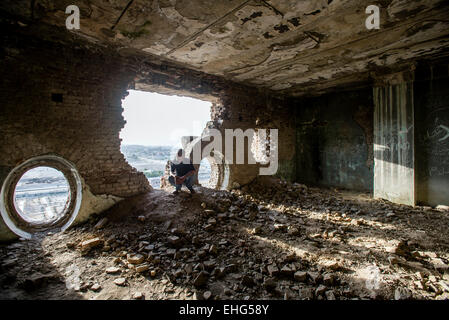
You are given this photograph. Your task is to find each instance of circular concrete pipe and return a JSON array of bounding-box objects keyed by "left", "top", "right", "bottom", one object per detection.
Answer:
[{"left": 0, "top": 155, "right": 82, "bottom": 239}]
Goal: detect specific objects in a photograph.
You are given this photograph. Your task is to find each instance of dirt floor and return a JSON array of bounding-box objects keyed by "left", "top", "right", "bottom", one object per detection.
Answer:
[{"left": 1, "top": 177, "right": 448, "bottom": 300}]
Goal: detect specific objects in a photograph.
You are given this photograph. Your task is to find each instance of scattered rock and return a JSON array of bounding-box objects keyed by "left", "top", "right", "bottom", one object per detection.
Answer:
[
  {"left": 280, "top": 265, "right": 295, "bottom": 277},
  {"left": 241, "top": 275, "right": 256, "bottom": 287},
  {"left": 436, "top": 205, "right": 449, "bottom": 212},
  {"left": 91, "top": 283, "right": 101, "bottom": 292},
  {"left": 439, "top": 281, "right": 449, "bottom": 292},
  {"left": 267, "top": 265, "right": 280, "bottom": 277},
  {"left": 307, "top": 272, "right": 322, "bottom": 284},
  {"left": 294, "top": 271, "right": 308, "bottom": 282},
  {"left": 388, "top": 240, "right": 410, "bottom": 257},
  {"left": 106, "top": 267, "right": 121, "bottom": 274},
  {"left": 203, "top": 291, "right": 212, "bottom": 300},
  {"left": 127, "top": 254, "right": 145, "bottom": 265},
  {"left": 132, "top": 292, "right": 144, "bottom": 300},
  {"left": 114, "top": 278, "right": 126, "bottom": 286},
  {"left": 168, "top": 236, "right": 182, "bottom": 247},
  {"left": 287, "top": 226, "right": 300, "bottom": 236},
  {"left": 19, "top": 273, "right": 58, "bottom": 292},
  {"left": 315, "top": 285, "right": 327, "bottom": 296},
  {"left": 325, "top": 290, "right": 336, "bottom": 300},
  {"left": 193, "top": 271, "right": 209, "bottom": 287},
  {"left": 299, "top": 287, "right": 314, "bottom": 299},
  {"left": 323, "top": 273, "right": 336, "bottom": 286},
  {"left": 209, "top": 245, "right": 218, "bottom": 255},
  {"left": 94, "top": 217, "right": 108, "bottom": 230},
  {"left": 274, "top": 224, "right": 288, "bottom": 232},
  {"left": 395, "top": 287, "right": 412, "bottom": 300},
  {"left": 263, "top": 278, "right": 277, "bottom": 291},
  {"left": 322, "top": 261, "right": 343, "bottom": 271},
  {"left": 250, "top": 226, "right": 262, "bottom": 235},
  {"left": 1, "top": 258, "right": 18, "bottom": 269},
  {"left": 80, "top": 238, "right": 103, "bottom": 252},
  {"left": 387, "top": 256, "right": 401, "bottom": 265},
  {"left": 136, "top": 264, "right": 150, "bottom": 273}
]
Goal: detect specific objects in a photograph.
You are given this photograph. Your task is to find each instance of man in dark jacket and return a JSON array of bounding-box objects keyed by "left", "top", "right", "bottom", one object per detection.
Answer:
[{"left": 168, "top": 149, "right": 196, "bottom": 194}]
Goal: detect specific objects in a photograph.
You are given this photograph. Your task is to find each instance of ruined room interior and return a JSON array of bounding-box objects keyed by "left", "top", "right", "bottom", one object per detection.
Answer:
[{"left": 0, "top": 0, "right": 449, "bottom": 301}]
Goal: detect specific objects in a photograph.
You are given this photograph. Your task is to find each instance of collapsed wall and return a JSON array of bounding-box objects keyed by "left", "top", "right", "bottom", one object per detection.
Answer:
[
  {"left": 0, "top": 22, "right": 296, "bottom": 240},
  {"left": 2, "top": 17, "right": 447, "bottom": 242},
  {"left": 0, "top": 23, "right": 151, "bottom": 240}
]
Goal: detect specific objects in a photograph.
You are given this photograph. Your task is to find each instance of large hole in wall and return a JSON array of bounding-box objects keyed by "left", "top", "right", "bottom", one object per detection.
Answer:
[
  {"left": 0, "top": 155, "right": 82, "bottom": 239},
  {"left": 198, "top": 158, "right": 212, "bottom": 187},
  {"left": 13, "top": 166, "right": 70, "bottom": 225},
  {"left": 119, "top": 90, "right": 213, "bottom": 189}
]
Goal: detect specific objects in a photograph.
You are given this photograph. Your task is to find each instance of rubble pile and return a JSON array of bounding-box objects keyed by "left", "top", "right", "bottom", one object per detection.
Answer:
[{"left": 0, "top": 178, "right": 448, "bottom": 300}]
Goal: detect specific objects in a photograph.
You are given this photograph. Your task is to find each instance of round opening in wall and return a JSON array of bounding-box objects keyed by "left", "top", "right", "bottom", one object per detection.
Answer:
[
  {"left": 13, "top": 167, "right": 71, "bottom": 225},
  {"left": 198, "top": 158, "right": 212, "bottom": 187},
  {"left": 0, "top": 155, "right": 82, "bottom": 239}
]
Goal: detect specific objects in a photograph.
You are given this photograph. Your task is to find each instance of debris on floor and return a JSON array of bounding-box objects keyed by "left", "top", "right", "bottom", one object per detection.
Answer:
[{"left": 1, "top": 177, "right": 448, "bottom": 300}]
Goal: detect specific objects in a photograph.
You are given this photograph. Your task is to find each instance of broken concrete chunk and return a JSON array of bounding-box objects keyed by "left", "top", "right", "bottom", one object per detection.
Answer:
[
  {"left": 395, "top": 287, "right": 412, "bottom": 300},
  {"left": 193, "top": 271, "right": 209, "bottom": 287},
  {"left": 94, "top": 217, "right": 108, "bottom": 230},
  {"left": 132, "top": 291, "right": 144, "bottom": 299},
  {"left": 91, "top": 283, "right": 101, "bottom": 292},
  {"left": 168, "top": 236, "right": 182, "bottom": 247},
  {"left": 294, "top": 271, "right": 307, "bottom": 282},
  {"left": 114, "top": 278, "right": 126, "bottom": 286},
  {"left": 135, "top": 264, "right": 150, "bottom": 273},
  {"left": 315, "top": 285, "right": 327, "bottom": 296},
  {"left": 267, "top": 264, "right": 280, "bottom": 277},
  {"left": 203, "top": 291, "right": 212, "bottom": 300},
  {"left": 127, "top": 253, "right": 145, "bottom": 265},
  {"left": 80, "top": 238, "right": 103, "bottom": 252},
  {"left": 105, "top": 266, "right": 121, "bottom": 274}
]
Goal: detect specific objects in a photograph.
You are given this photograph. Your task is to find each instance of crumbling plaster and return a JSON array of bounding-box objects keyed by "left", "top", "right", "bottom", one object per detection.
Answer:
[{"left": 1, "top": 0, "right": 448, "bottom": 97}]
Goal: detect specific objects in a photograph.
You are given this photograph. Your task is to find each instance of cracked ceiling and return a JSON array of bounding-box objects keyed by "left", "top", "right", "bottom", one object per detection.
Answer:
[{"left": 2, "top": 0, "right": 449, "bottom": 97}]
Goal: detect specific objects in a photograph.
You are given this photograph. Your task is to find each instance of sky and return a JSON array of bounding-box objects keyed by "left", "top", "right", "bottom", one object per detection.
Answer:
[{"left": 119, "top": 90, "right": 212, "bottom": 147}]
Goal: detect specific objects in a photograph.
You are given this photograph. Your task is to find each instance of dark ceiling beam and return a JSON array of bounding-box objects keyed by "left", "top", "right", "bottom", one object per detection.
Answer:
[{"left": 111, "top": 0, "right": 135, "bottom": 30}]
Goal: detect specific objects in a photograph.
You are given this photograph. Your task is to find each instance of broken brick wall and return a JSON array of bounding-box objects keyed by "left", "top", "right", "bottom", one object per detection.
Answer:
[
  {"left": 0, "top": 22, "right": 297, "bottom": 240},
  {"left": 213, "top": 87, "right": 296, "bottom": 187},
  {"left": 0, "top": 23, "right": 151, "bottom": 240},
  {"left": 136, "top": 55, "right": 297, "bottom": 187}
]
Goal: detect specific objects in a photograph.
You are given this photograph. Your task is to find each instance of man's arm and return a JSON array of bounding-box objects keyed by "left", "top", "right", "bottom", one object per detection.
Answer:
[
  {"left": 170, "top": 162, "right": 177, "bottom": 177},
  {"left": 181, "top": 170, "right": 195, "bottom": 179},
  {"left": 180, "top": 163, "right": 196, "bottom": 180}
]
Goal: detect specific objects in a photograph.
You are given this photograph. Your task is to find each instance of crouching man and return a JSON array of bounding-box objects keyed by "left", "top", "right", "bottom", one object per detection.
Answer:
[{"left": 168, "top": 149, "right": 196, "bottom": 195}]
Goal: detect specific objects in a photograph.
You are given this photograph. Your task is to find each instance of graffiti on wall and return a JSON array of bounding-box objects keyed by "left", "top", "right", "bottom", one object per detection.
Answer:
[{"left": 419, "top": 107, "right": 449, "bottom": 178}]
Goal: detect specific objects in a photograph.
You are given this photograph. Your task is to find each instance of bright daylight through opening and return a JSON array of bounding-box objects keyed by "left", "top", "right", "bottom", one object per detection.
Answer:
[
  {"left": 120, "top": 90, "right": 212, "bottom": 189},
  {"left": 13, "top": 166, "right": 70, "bottom": 225}
]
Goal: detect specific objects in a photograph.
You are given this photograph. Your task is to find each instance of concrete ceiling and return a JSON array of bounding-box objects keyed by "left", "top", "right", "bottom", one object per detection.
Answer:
[{"left": 2, "top": 0, "right": 449, "bottom": 96}]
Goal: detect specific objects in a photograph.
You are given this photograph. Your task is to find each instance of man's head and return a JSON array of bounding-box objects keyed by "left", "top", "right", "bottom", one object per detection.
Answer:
[{"left": 176, "top": 149, "right": 184, "bottom": 161}]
